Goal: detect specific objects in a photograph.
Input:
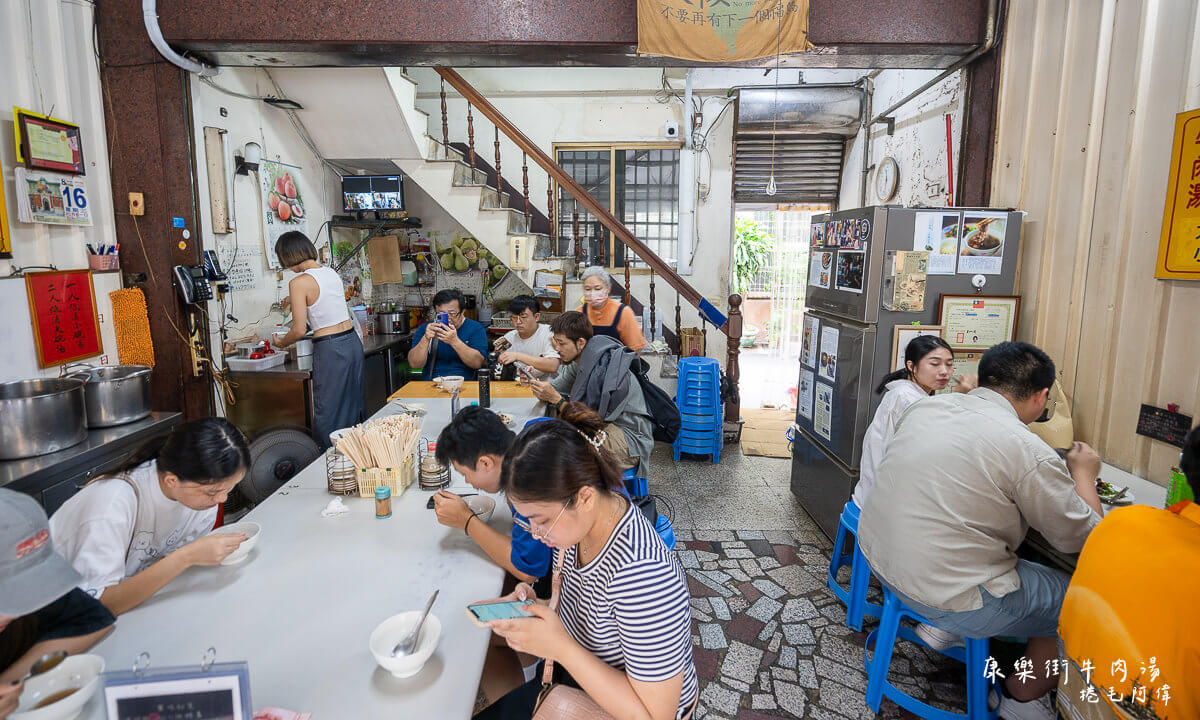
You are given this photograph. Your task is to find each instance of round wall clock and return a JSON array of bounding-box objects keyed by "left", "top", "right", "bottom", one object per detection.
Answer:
[{"left": 875, "top": 156, "right": 899, "bottom": 202}]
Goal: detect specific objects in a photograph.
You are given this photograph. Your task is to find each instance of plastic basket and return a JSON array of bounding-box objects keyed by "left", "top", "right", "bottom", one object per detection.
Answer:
[{"left": 355, "top": 457, "right": 416, "bottom": 499}]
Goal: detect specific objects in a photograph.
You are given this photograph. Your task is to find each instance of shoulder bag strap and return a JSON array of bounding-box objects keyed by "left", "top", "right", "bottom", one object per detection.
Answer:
[
  {"left": 539, "top": 547, "right": 569, "bottom": 687},
  {"left": 119, "top": 475, "right": 141, "bottom": 559}
]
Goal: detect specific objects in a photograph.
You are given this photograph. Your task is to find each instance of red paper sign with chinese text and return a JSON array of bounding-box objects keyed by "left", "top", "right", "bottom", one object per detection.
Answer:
[{"left": 24, "top": 270, "right": 102, "bottom": 368}]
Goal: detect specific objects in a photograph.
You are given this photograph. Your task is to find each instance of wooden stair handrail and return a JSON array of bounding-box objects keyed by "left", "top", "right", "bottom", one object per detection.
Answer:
[{"left": 436, "top": 67, "right": 731, "bottom": 338}]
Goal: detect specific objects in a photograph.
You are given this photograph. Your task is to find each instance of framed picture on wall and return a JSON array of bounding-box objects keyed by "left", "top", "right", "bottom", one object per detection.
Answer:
[
  {"left": 14, "top": 107, "right": 86, "bottom": 175},
  {"left": 939, "top": 351, "right": 984, "bottom": 394},
  {"left": 938, "top": 294, "right": 1021, "bottom": 351},
  {"left": 891, "top": 325, "right": 942, "bottom": 372}
]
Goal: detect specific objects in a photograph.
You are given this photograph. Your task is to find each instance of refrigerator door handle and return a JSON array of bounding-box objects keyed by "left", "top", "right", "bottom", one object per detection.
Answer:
[{"left": 795, "top": 425, "right": 859, "bottom": 477}]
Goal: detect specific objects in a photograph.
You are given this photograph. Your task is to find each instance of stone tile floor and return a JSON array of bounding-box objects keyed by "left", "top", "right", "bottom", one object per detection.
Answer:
[{"left": 652, "top": 446, "right": 971, "bottom": 720}]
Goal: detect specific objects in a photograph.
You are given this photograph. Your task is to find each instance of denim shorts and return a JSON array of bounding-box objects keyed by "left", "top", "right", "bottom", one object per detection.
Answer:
[{"left": 888, "top": 559, "right": 1071, "bottom": 639}]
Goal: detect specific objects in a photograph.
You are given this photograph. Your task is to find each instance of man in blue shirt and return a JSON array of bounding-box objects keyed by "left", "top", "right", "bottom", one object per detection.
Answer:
[
  {"left": 431, "top": 407, "right": 549, "bottom": 703},
  {"left": 406, "top": 289, "right": 488, "bottom": 380}
]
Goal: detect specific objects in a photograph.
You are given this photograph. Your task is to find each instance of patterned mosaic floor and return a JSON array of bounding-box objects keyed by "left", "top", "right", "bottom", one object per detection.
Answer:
[{"left": 652, "top": 446, "right": 971, "bottom": 720}]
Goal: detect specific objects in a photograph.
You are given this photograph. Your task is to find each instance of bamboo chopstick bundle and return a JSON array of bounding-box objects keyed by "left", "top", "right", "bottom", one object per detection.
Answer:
[{"left": 334, "top": 414, "right": 423, "bottom": 469}]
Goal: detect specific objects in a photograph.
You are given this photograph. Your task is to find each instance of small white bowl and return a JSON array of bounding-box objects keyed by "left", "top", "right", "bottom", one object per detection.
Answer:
[
  {"left": 12, "top": 654, "right": 104, "bottom": 720},
  {"left": 433, "top": 375, "right": 465, "bottom": 393},
  {"left": 369, "top": 611, "right": 442, "bottom": 678},
  {"left": 210, "top": 521, "right": 261, "bottom": 566},
  {"left": 465, "top": 495, "right": 496, "bottom": 523}
]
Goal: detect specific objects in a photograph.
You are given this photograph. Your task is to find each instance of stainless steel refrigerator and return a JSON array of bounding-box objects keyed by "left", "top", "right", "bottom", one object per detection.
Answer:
[{"left": 789, "top": 205, "right": 1023, "bottom": 540}]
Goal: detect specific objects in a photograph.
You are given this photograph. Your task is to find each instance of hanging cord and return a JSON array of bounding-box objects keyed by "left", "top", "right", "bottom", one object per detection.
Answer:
[{"left": 766, "top": 1, "right": 783, "bottom": 196}]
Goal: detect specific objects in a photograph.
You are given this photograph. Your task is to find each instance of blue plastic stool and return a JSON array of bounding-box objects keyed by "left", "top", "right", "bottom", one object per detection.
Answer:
[
  {"left": 863, "top": 589, "right": 998, "bottom": 720},
  {"left": 826, "top": 501, "right": 882, "bottom": 631},
  {"left": 622, "top": 466, "right": 648, "bottom": 497}
]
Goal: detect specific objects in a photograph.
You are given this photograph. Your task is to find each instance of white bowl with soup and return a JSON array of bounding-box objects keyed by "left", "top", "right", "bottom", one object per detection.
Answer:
[
  {"left": 209, "top": 521, "right": 261, "bottom": 566},
  {"left": 963, "top": 226, "right": 1003, "bottom": 256},
  {"left": 11, "top": 654, "right": 104, "bottom": 720}
]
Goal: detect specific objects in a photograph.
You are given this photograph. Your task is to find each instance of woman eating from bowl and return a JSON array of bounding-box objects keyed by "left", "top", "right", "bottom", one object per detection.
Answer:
[
  {"left": 578, "top": 266, "right": 647, "bottom": 351},
  {"left": 49, "top": 418, "right": 251, "bottom": 616},
  {"left": 272, "top": 230, "right": 365, "bottom": 449},
  {"left": 476, "top": 403, "right": 696, "bottom": 720}
]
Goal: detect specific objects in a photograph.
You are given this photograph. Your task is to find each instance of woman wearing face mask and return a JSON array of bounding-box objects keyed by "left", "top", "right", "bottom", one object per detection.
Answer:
[
  {"left": 49, "top": 418, "right": 251, "bottom": 616},
  {"left": 578, "top": 266, "right": 647, "bottom": 351},
  {"left": 476, "top": 403, "right": 696, "bottom": 720}
]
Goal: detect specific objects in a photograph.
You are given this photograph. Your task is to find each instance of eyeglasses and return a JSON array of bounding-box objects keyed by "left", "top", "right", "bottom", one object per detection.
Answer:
[
  {"left": 512, "top": 501, "right": 569, "bottom": 540},
  {"left": 512, "top": 313, "right": 536, "bottom": 323},
  {"left": 439, "top": 309, "right": 463, "bottom": 319}
]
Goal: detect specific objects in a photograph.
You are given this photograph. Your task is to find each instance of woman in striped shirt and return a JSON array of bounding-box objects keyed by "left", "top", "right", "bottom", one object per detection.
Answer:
[{"left": 476, "top": 403, "right": 697, "bottom": 720}]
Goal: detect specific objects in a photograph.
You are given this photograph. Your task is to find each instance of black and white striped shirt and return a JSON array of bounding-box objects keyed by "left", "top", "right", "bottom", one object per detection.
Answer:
[{"left": 555, "top": 502, "right": 697, "bottom": 718}]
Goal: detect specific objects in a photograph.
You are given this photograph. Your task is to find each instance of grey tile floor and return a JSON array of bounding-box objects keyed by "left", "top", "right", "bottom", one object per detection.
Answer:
[{"left": 651, "top": 444, "right": 970, "bottom": 720}]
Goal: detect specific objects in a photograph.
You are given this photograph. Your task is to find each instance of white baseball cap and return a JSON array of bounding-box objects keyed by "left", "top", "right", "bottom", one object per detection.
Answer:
[{"left": 0, "top": 488, "right": 83, "bottom": 616}]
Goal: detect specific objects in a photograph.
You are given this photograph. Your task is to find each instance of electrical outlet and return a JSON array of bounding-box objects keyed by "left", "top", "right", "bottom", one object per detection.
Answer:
[{"left": 128, "top": 192, "right": 145, "bottom": 216}]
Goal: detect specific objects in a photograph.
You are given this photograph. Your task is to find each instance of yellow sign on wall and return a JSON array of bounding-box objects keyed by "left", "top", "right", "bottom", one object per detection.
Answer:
[
  {"left": 637, "top": 0, "right": 811, "bottom": 62},
  {"left": 1157, "top": 107, "right": 1200, "bottom": 279}
]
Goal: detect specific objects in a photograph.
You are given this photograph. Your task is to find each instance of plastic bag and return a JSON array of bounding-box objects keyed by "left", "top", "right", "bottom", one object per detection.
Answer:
[{"left": 660, "top": 354, "right": 679, "bottom": 379}]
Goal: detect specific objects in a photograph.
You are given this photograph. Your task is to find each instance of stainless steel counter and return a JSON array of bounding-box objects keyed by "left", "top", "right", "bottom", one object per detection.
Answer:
[{"left": 0, "top": 411, "right": 183, "bottom": 512}]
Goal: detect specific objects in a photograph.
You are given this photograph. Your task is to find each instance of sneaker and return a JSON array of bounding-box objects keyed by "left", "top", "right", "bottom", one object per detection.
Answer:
[
  {"left": 914, "top": 622, "right": 964, "bottom": 651},
  {"left": 996, "top": 695, "right": 1056, "bottom": 720}
]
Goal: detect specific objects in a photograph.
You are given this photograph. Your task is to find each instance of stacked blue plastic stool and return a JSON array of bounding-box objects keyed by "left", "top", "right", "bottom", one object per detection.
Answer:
[{"left": 672, "top": 356, "right": 723, "bottom": 463}]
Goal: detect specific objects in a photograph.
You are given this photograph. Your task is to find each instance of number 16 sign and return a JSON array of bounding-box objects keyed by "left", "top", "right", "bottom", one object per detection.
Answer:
[{"left": 14, "top": 167, "right": 92, "bottom": 226}]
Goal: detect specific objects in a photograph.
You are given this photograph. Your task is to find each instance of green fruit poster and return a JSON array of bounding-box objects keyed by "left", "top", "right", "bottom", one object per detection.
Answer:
[{"left": 261, "top": 160, "right": 308, "bottom": 268}]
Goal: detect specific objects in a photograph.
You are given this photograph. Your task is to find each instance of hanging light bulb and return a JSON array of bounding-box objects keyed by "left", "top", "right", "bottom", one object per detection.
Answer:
[{"left": 766, "top": 175, "right": 778, "bottom": 196}]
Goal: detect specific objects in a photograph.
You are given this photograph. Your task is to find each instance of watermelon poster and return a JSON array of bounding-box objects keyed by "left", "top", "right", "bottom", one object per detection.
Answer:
[{"left": 261, "top": 160, "right": 308, "bottom": 268}]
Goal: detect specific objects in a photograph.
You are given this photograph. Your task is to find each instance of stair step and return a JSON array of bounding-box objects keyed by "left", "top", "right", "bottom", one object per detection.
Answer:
[
  {"left": 480, "top": 187, "right": 512, "bottom": 210},
  {"left": 396, "top": 72, "right": 420, "bottom": 87}
]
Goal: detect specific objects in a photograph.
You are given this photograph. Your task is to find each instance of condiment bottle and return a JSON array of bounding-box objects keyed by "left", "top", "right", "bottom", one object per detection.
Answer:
[
  {"left": 375, "top": 485, "right": 392, "bottom": 519},
  {"left": 477, "top": 368, "right": 491, "bottom": 408}
]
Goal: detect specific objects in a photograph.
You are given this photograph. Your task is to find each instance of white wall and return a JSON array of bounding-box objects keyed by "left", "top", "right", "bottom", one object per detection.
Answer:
[
  {"left": 0, "top": 0, "right": 122, "bottom": 381},
  {"left": 188, "top": 68, "right": 341, "bottom": 364},
  {"left": 991, "top": 0, "right": 1200, "bottom": 485},
  {"left": 838, "top": 69, "right": 966, "bottom": 210}
]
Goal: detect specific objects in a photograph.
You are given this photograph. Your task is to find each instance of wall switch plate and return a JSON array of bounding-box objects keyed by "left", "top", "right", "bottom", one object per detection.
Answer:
[{"left": 128, "top": 192, "right": 145, "bottom": 215}]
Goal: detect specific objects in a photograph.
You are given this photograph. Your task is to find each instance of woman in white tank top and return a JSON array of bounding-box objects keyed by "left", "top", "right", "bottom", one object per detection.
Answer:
[{"left": 273, "top": 232, "right": 365, "bottom": 447}]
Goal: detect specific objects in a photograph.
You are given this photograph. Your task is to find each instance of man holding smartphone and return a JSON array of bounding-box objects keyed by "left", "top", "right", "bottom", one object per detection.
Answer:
[
  {"left": 406, "top": 289, "right": 488, "bottom": 380},
  {"left": 496, "top": 295, "right": 560, "bottom": 379}
]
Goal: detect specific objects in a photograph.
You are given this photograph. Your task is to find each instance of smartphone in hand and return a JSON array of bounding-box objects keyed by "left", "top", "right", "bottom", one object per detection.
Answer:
[{"left": 465, "top": 599, "right": 534, "bottom": 627}]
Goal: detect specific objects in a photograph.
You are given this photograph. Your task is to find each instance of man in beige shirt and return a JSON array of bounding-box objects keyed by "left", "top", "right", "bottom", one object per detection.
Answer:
[{"left": 858, "top": 341, "right": 1102, "bottom": 720}]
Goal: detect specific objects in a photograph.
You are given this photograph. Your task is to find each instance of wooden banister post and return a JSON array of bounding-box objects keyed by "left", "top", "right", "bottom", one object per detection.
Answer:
[
  {"left": 494, "top": 126, "right": 501, "bottom": 190},
  {"left": 674, "top": 294, "right": 682, "bottom": 355},
  {"left": 649, "top": 270, "right": 657, "bottom": 341},
  {"left": 624, "top": 258, "right": 631, "bottom": 304},
  {"left": 726, "top": 294, "right": 743, "bottom": 424},
  {"left": 440, "top": 78, "right": 448, "bottom": 148},
  {"left": 573, "top": 207, "right": 581, "bottom": 270},
  {"left": 466, "top": 103, "right": 476, "bottom": 171},
  {"left": 548, "top": 182, "right": 555, "bottom": 248},
  {"left": 522, "top": 153, "right": 530, "bottom": 221}
]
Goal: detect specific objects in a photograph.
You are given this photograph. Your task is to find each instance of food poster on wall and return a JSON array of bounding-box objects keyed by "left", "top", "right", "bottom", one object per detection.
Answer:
[
  {"left": 818, "top": 325, "right": 839, "bottom": 381},
  {"left": 14, "top": 168, "right": 91, "bottom": 226},
  {"left": 814, "top": 381, "right": 834, "bottom": 441},
  {"left": 261, "top": 160, "right": 308, "bottom": 268},
  {"left": 801, "top": 315, "right": 819, "bottom": 367},
  {"left": 957, "top": 212, "right": 1007, "bottom": 275},
  {"left": 913, "top": 211, "right": 960, "bottom": 275},
  {"left": 835, "top": 247, "right": 865, "bottom": 293},
  {"left": 797, "top": 369, "right": 815, "bottom": 420},
  {"left": 809, "top": 251, "right": 833, "bottom": 289}
]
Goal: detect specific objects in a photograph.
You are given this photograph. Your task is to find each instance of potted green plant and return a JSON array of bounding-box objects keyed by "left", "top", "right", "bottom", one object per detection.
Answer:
[{"left": 732, "top": 218, "right": 773, "bottom": 296}]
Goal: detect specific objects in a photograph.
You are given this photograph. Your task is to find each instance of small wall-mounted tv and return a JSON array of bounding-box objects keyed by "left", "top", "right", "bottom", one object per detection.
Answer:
[{"left": 342, "top": 175, "right": 404, "bottom": 212}]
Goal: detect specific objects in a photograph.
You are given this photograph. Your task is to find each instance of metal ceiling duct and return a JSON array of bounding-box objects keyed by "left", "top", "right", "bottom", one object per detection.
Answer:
[{"left": 734, "top": 85, "right": 864, "bottom": 204}]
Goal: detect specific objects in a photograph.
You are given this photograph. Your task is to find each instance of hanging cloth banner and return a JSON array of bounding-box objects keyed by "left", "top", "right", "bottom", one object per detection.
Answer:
[{"left": 637, "top": 0, "right": 812, "bottom": 62}]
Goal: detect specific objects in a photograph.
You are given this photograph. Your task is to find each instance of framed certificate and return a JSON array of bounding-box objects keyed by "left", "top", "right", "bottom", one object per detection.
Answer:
[
  {"left": 891, "top": 324, "right": 942, "bottom": 371},
  {"left": 938, "top": 351, "right": 984, "bottom": 394},
  {"left": 938, "top": 294, "right": 1020, "bottom": 351},
  {"left": 103, "top": 660, "right": 252, "bottom": 720}
]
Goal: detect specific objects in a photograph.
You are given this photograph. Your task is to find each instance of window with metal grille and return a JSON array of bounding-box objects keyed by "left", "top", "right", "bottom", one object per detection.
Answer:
[{"left": 554, "top": 145, "right": 680, "bottom": 270}]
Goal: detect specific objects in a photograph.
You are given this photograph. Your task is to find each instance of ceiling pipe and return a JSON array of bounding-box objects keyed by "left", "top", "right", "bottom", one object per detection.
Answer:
[
  {"left": 867, "top": 0, "right": 999, "bottom": 133},
  {"left": 142, "top": 0, "right": 219, "bottom": 77}
]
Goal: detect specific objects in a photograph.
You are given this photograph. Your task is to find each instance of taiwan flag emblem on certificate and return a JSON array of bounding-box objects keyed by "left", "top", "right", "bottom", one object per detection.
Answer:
[{"left": 973, "top": 299, "right": 985, "bottom": 308}]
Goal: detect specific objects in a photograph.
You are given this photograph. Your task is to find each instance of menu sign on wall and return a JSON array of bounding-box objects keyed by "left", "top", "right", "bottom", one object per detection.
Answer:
[{"left": 24, "top": 270, "right": 102, "bottom": 367}]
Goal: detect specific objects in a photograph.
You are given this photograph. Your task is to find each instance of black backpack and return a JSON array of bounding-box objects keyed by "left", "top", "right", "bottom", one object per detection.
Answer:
[{"left": 632, "top": 358, "right": 682, "bottom": 443}]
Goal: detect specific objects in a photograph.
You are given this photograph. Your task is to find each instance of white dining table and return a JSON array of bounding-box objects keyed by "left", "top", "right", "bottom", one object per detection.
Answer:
[{"left": 77, "top": 393, "right": 544, "bottom": 719}]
